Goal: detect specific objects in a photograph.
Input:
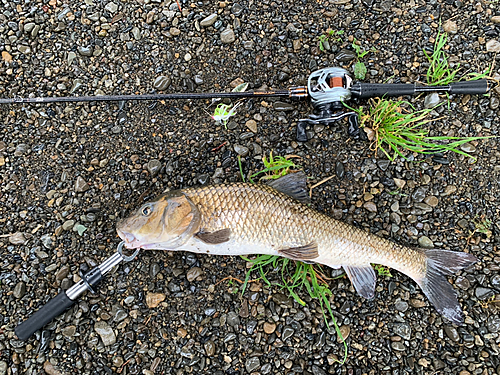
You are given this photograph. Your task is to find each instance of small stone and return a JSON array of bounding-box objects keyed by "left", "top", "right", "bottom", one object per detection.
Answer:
[
  {"left": 486, "top": 40, "right": 500, "bottom": 53},
  {"left": 43, "top": 361, "right": 63, "bottom": 375},
  {"left": 424, "top": 196, "right": 438, "bottom": 207},
  {"left": 424, "top": 93, "right": 440, "bottom": 108},
  {"left": 170, "top": 27, "right": 180, "bottom": 36},
  {"left": 363, "top": 201, "right": 377, "bottom": 212},
  {"left": 226, "top": 311, "right": 240, "bottom": 326},
  {"left": 393, "top": 178, "right": 406, "bottom": 189},
  {"left": 2, "top": 51, "right": 12, "bottom": 62},
  {"left": 204, "top": 340, "right": 216, "bottom": 356},
  {"left": 67, "top": 51, "right": 77, "bottom": 65},
  {"left": 336, "top": 161, "right": 345, "bottom": 179},
  {"left": 147, "top": 159, "right": 162, "bottom": 177},
  {"left": 9, "top": 232, "right": 27, "bottom": 245},
  {"left": 184, "top": 53, "right": 191, "bottom": 61},
  {"left": 475, "top": 287, "right": 494, "bottom": 300},
  {"left": 62, "top": 220, "right": 75, "bottom": 231},
  {"left": 146, "top": 292, "right": 166, "bottom": 308},
  {"left": 460, "top": 143, "right": 476, "bottom": 153},
  {"left": 444, "top": 326, "right": 460, "bottom": 342},
  {"left": 177, "top": 328, "right": 188, "bottom": 338},
  {"left": 418, "top": 236, "right": 434, "bottom": 248},
  {"left": 75, "top": 176, "right": 89, "bottom": 192},
  {"left": 186, "top": 267, "right": 203, "bottom": 282},
  {"left": 0, "top": 361, "right": 6, "bottom": 375},
  {"left": 77, "top": 46, "right": 93, "bottom": 56},
  {"left": 491, "top": 96, "right": 499, "bottom": 110},
  {"left": 153, "top": 76, "right": 171, "bottom": 91},
  {"left": 282, "top": 326, "right": 294, "bottom": 341},
  {"left": 245, "top": 357, "right": 260, "bottom": 373},
  {"left": 62, "top": 325, "right": 76, "bottom": 337},
  {"left": 393, "top": 323, "right": 411, "bottom": 340},
  {"left": 391, "top": 341, "right": 406, "bottom": 351},
  {"left": 55, "top": 265, "right": 70, "bottom": 281},
  {"left": 220, "top": 28, "right": 235, "bottom": 44},
  {"left": 443, "top": 19, "right": 458, "bottom": 33},
  {"left": 442, "top": 185, "right": 457, "bottom": 196},
  {"left": 94, "top": 321, "right": 116, "bottom": 346},
  {"left": 395, "top": 300, "right": 408, "bottom": 312},
  {"left": 272, "top": 101, "right": 295, "bottom": 111},
  {"left": 492, "top": 16, "right": 500, "bottom": 23},
  {"left": 338, "top": 325, "right": 350, "bottom": 343},
  {"left": 263, "top": 322, "right": 276, "bottom": 334},
  {"left": 231, "top": 3, "right": 243, "bottom": 16},
  {"left": 410, "top": 299, "right": 426, "bottom": 308},
  {"left": 13, "top": 282, "right": 26, "bottom": 299},
  {"left": 200, "top": 14, "right": 217, "bottom": 27},
  {"left": 336, "top": 49, "right": 357, "bottom": 62},
  {"left": 105, "top": 2, "right": 118, "bottom": 13},
  {"left": 245, "top": 119, "right": 257, "bottom": 133},
  {"left": 233, "top": 144, "right": 249, "bottom": 156},
  {"left": 486, "top": 316, "right": 500, "bottom": 333}
]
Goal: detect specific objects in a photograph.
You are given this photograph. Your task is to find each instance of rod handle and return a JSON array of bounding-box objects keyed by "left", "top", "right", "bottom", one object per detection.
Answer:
[
  {"left": 350, "top": 83, "right": 416, "bottom": 99},
  {"left": 448, "top": 79, "right": 489, "bottom": 95},
  {"left": 15, "top": 292, "right": 75, "bottom": 341}
]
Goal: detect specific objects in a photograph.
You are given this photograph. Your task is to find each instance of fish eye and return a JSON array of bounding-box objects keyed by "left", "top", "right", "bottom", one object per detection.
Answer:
[{"left": 141, "top": 205, "right": 152, "bottom": 217}]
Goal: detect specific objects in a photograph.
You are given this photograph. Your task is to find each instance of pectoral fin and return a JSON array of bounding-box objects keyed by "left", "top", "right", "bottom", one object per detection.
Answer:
[
  {"left": 195, "top": 228, "right": 231, "bottom": 244},
  {"left": 279, "top": 243, "right": 318, "bottom": 261},
  {"left": 343, "top": 265, "right": 377, "bottom": 299}
]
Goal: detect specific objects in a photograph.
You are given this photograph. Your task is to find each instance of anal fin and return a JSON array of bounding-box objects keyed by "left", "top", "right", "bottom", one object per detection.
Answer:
[
  {"left": 279, "top": 243, "right": 318, "bottom": 261},
  {"left": 343, "top": 265, "right": 377, "bottom": 300},
  {"left": 195, "top": 228, "right": 231, "bottom": 244}
]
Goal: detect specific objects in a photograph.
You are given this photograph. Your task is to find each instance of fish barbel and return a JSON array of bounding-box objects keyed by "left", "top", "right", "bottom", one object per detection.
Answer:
[{"left": 117, "top": 172, "right": 476, "bottom": 324}]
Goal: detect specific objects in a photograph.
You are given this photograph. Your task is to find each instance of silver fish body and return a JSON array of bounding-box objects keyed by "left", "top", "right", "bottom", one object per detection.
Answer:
[{"left": 117, "top": 173, "right": 477, "bottom": 324}]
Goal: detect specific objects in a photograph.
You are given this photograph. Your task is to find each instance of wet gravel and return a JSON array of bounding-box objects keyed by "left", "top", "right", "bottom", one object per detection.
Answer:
[{"left": 1, "top": 0, "right": 500, "bottom": 374}]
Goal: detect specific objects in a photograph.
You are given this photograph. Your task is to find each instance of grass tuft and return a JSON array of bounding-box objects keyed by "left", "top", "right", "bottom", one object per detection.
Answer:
[
  {"left": 423, "top": 30, "right": 461, "bottom": 86},
  {"left": 237, "top": 152, "right": 348, "bottom": 364},
  {"left": 344, "top": 98, "right": 493, "bottom": 161}
]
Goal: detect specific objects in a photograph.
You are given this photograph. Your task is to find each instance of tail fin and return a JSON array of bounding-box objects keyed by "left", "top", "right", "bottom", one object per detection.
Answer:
[{"left": 416, "top": 249, "right": 477, "bottom": 325}]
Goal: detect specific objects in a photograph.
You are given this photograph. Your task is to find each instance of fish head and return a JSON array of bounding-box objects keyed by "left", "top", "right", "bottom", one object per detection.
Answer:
[{"left": 116, "top": 191, "right": 201, "bottom": 250}]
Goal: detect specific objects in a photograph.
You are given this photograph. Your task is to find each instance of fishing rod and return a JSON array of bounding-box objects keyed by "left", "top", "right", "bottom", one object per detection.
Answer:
[
  {"left": 15, "top": 242, "right": 139, "bottom": 341},
  {"left": 0, "top": 67, "right": 491, "bottom": 142}
]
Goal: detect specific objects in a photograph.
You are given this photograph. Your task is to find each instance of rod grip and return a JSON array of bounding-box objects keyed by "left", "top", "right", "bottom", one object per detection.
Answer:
[
  {"left": 350, "top": 83, "right": 416, "bottom": 99},
  {"left": 15, "top": 292, "right": 75, "bottom": 341},
  {"left": 448, "top": 80, "right": 489, "bottom": 95}
]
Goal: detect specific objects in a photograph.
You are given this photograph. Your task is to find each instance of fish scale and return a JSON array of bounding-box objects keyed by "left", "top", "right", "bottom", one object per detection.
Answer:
[{"left": 117, "top": 173, "right": 477, "bottom": 324}]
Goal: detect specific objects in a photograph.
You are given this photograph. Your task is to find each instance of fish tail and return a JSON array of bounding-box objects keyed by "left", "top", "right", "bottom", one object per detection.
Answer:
[{"left": 416, "top": 249, "right": 477, "bottom": 325}]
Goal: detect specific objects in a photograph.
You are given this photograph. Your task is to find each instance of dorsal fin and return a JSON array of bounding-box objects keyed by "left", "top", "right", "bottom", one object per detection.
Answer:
[{"left": 265, "top": 172, "right": 310, "bottom": 203}]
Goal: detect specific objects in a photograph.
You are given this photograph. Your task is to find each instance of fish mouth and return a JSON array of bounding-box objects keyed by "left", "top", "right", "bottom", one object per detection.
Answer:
[{"left": 117, "top": 229, "right": 143, "bottom": 249}]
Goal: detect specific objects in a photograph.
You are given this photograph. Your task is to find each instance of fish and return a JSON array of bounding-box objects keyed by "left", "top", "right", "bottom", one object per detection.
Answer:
[{"left": 116, "top": 172, "right": 477, "bottom": 324}]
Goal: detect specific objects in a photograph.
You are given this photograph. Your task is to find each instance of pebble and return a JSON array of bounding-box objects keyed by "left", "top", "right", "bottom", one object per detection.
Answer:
[
  {"left": 220, "top": 28, "right": 235, "bottom": 44},
  {"left": 272, "top": 101, "right": 295, "bottom": 111},
  {"left": 153, "top": 76, "right": 171, "bottom": 91},
  {"left": 233, "top": 144, "right": 249, "bottom": 156},
  {"left": 424, "top": 196, "right": 438, "bottom": 207},
  {"left": 231, "top": 3, "right": 244, "bottom": 16},
  {"left": 77, "top": 46, "right": 93, "bottom": 56},
  {"left": 395, "top": 300, "right": 409, "bottom": 312},
  {"left": 393, "top": 178, "right": 406, "bottom": 189},
  {"left": 443, "top": 19, "right": 458, "bottom": 33},
  {"left": 105, "top": 2, "right": 118, "bottom": 13},
  {"left": 67, "top": 52, "right": 77, "bottom": 65},
  {"left": 186, "top": 267, "right": 202, "bottom": 282},
  {"left": 338, "top": 325, "right": 350, "bottom": 343},
  {"left": 393, "top": 323, "right": 411, "bottom": 340},
  {"left": 391, "top": 342, "right": 405, "bottom": 351},
  {"left": 200, "top": 14, "right": 217, "bottom": 27},
  {"left": 486, "top": 40, "right": 500, "bottom": 53},
  {"left": 475, "top": 287, "right": 494, "bottom": 300},
  {"left": 146, "top": 293, "right": 166, "bottom": 308},
  {"left": 282, "top": 326, "right": 294, "bottom": 341},
  {"left": 363, "top": 201, "right": 377, "bottom": 212},
  {"left": 94, "top": 321, "right": 116, "bottom": 346},
  {"left": 0, "top": 362, "right": 6, "bottom": 375},
  {"left": 245, "top": 357, "right": 260, "bottom": 373},
  {"left": 55, "top": 265, "right": 70, "bottom": 281},
  {"left": 336, "top": 49, "right": 357, "bottom": 62},
  {"left": 486, "top": 316, "right": 500, "bottom": 333},
  {"left": 62, "top": 325, "right": 77, "bottom": 338},
  {"left": 424, "top": 93, "right": 440, "bottom": 109},
  {"left": 335, "top": 161, "right": 345, "bottom": 179},
  {"left": 418, "top": 236, "right": 434, "bottom": 248},
  {"left": 490, "top": 96, "right": 499, "bottom": 110},
  {"left": 263, "top": 322, "right": 276, "bottom": 334},
  {"left": 444, "top": 326, "right": 460, "bottom": 342},
  {"left": 43, "top": 361, "right": 62, "bottom": 375},
  {"left": 2, "top": 51, "right": 12, "bottom": 62},
  {"left": 246, "top": 119, "right": 257, "bottom": 133},
  {"left": 441, "top": 185, "right": 457, "bottom": 196},
  {"left": 9, "top": 232, "right": 27, "bottom": 245},
  {"left": 492, "top": 16, "right": 500, "bottom": 23},
  {"left": 204, "top": 340, "right": 216, "bottom": 356},
  {"left": 62, "top": 220, "right": 75, "bottom": 231},
  {"left": 147, "top": 159, "right": 162, "bottom": 176},
  {"left": 226, "top": 311, "right": 240, "bottom": 326},
  {"left": 75, "top": 176, "right": 89, "bottom": 192},
  {"left": 460, "top": 143, "right": 476, "bottom": 153},
  {"left": 13, "top": 282, "right": 26, "bottom": 299}
]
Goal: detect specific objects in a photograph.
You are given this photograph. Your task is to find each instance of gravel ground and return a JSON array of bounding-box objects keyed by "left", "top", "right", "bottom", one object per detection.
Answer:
[{"left": 1, "top": 0, "right": 500, "bottom": 374}]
